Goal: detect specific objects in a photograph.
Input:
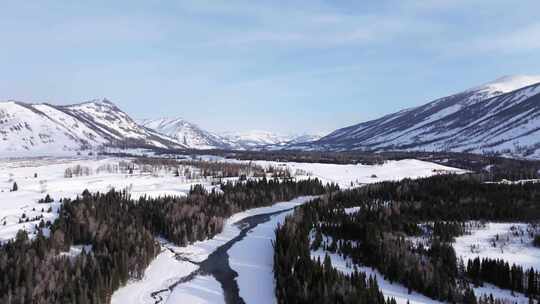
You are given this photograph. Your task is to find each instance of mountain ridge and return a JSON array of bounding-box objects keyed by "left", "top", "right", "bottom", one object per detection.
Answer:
[
  {"left": 290, "top": 75, "right": 540, "bottom": 159},
  {"left": 0, "top": 99, "right": 185, "bottom": 157},
  {"left": 139, "top": 117, "right": 324, "bottom": 150},
  {"left": 4, "top": 74, "right": 540, "bottom": 158}
]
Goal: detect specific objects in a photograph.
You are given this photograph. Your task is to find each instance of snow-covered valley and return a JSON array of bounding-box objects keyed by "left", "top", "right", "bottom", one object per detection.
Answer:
[
  {"left": 3, "top": 155, "right": 538, "bottom": 304},
  {"left": 0, "top": 156, "right": 465, "bottom": 303}
]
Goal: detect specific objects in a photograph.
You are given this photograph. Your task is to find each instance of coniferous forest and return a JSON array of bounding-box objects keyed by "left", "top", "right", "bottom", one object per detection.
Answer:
[
  {"left": 0, "top": 178, "right": 335, "bottom": 304},
  {"left": 274, "top": 174, "right": 540, "bottom": 304}
]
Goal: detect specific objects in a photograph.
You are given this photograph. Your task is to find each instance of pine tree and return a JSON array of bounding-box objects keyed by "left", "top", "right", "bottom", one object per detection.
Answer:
[{"left": 463, "top": 288, "right": 477, "bottom": 304}]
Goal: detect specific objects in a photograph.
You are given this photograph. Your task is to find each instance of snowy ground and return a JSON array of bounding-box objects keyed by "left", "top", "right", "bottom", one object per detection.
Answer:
[
  {"left": 229, "top": 209, "right": 293, "bottom": 304},
  {"left": 168, "top": 276, "right": 225, "bottom": 304},
  {"left": 454, "top": 223, "right": 540, "bottom": 270},
  {"left": 0, "top": 157, "right": 212, "bottom": 242}
]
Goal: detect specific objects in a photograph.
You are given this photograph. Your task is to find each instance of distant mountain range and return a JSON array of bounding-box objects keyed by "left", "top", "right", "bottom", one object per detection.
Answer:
[
  {"left": 2, "top": 74, "right": 540, "bottom": 159},
  {"left": 0, "top": 98, "right": 321, "bottom": 156},
  {"left": 290, "top": 75, "right": 540, "bottom": 159},
  {"left": 138, "top": 117, "right": 323, "bottom": 150},
  {"left": 138, "top": 117, "right": 227, "bottom": 150}
]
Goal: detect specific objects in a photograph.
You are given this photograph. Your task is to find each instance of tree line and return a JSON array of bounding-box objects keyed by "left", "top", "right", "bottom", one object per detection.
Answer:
[{"left": 139, "top": 178, "right": 337, "bottom": 246}]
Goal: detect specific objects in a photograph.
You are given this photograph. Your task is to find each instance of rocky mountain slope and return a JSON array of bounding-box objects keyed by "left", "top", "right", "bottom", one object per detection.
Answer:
[
  {"left": 291, "top": 75, "right": 540, "bottom": 159},
  {"left": 0, "top": 99, "right": 183, "bottom": 157}
]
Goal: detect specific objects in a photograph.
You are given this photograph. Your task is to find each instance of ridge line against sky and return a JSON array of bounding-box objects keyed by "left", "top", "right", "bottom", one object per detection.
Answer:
[{"left": 1, "top": 0, "right": 539, "bottom": 133}]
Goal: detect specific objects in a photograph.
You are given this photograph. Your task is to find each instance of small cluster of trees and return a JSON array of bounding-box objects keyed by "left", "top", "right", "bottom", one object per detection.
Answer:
[
  {"left": 18, "top": 213, "right": 43, "bottom": 224},
  {"left": 178, "top": 160, "right": 267, "bottom": 178},
  {"left": 534, "top": 235, "right": 540, "bottom": 248},
  {"left": 467, "top": 257, "right": 540, "bottom": 296},
  {"left": 38, "top": 194, "right": 54, "bottom": 203},
  {"left": 64, "top": 165, "right": 92, "bottom": 178},
  {"left": 95, "top": 161, "right": 134, "bottom": 174}
]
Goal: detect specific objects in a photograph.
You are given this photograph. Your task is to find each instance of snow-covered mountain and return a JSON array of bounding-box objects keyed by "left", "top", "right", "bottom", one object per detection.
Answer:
[
  {"left": 219, "top": 130, "right": 295, "bottom": 149},
  {"left": 139, "top": 117, "right": 324, "bottom": 150},
  {"left": 139, "top": 117, "right": 230, "bottom": 150},
  {"left": 218, "top": 131, "right": 324, "bottom": 150},
  {"left": 291, "top": 75, "right": 540, "bottom": 159},
  {"left": 284, "top": 133, "right": 325, "bottom": 145},
  {"left": 0, "top": 99, "right": 184, "bottom": 157}
]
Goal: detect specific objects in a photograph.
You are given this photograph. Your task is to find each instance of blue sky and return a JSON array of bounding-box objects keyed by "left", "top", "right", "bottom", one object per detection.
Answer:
[{"left": 1, "top": 1, "right": 540, "bottom": 134}]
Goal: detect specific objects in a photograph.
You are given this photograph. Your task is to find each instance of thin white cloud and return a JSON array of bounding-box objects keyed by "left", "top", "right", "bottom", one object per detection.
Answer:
[
  {"left": 0, "top": 11, "right": 167, "bottom": 50},
  {"left": 184, "top": 16, "right": 442, "bottom": 50},
  {"left": 447, "top": 22, "right": 540, "bottom": 55},
  {"left": 486, "top": 23, "right": 540, "bottom": 53}
]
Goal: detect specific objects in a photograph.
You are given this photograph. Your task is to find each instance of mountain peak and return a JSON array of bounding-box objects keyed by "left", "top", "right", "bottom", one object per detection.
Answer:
[
  {"left": 76, "top": 98, "right": 117, "bottom": 108},
  {"left": 0, "top": 99, "right": 184, "bottom": 156},
  {"left": 100, "top": 98, "right": 115, "bottom": 105},
  {"left": 476, "top": 74, "right": 540, "bottom": 94},
  {"left": 139, "top": 117, "right": 224, "bottom": 150}
]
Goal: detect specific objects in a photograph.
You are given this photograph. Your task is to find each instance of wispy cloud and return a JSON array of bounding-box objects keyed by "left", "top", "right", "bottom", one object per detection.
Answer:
[
  {"left": 443, "top": 22, "right": 540, "bottom": 56},
  {"left": 476, "top": 23, "right": 540, "bottom": 53},
  {"left": 168, "top": 1, "right": 446, "bottom": 50},
  {"left": 0, "top": 15, "right": 166, "bottom": 51}
]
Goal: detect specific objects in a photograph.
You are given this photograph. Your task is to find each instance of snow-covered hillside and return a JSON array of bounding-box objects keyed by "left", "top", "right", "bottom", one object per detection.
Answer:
[
  {"left": 292, "top": 75, "right": 540, "bottom": 159},
  {"left": 285, "top": 133, "right": 325, "bottom": 145},
  {"left": 0, "top": 99, "right": 184, "bottom": 157}
]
